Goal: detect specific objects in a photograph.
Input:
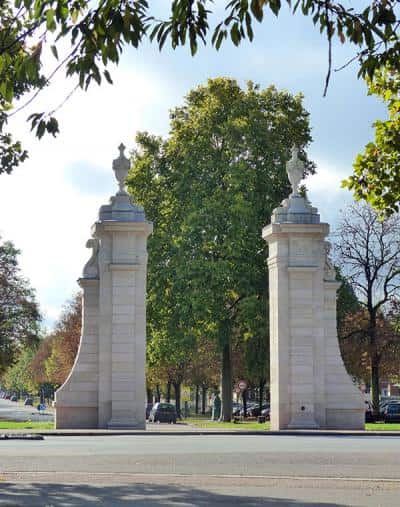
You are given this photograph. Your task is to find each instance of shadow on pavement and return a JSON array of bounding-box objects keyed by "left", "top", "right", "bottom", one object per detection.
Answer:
[{"left": 0, "top": 482, "right": 346, "bottom": 507}]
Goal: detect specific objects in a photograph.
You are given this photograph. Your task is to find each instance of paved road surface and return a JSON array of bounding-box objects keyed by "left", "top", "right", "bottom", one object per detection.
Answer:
[
  {"left": 1, "top": 434, "right": 400, "bottom": 506},
  {"left": 0, "top": 399, "right": 53, "bottom": 422}
]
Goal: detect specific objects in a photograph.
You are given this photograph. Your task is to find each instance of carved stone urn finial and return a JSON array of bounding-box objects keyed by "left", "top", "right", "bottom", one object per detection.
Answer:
[
  {"left": 112, "top": 143, "right": 130, "bottom": 194},
  {"left": 286, "top": 146, "right": 305, "bottom": 196}
]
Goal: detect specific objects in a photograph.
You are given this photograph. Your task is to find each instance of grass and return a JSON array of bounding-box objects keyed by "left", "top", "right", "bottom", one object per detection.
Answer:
[
  {"left": 184, "top": 416, "right": 271, "bottom": 430},
  {"left": 0, "top": 421, "right": 54, "bottom": 430},
  {"left": 187, "top": 417, "right": 400, "bottom": 432},
  {"left": 0, "top": 416, "right": 399, "bottom": 432},
  {"left": 365, "top": 422, "right": 400, "bottom": 431}
]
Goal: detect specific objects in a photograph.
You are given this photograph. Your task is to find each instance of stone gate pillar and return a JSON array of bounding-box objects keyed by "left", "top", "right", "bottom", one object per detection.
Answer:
[
  {"left": 262, "top": 148, "right": 364, "bottom": 430},
  {"left": 56, "top": 144, "right": 152, "bottom": 429}
]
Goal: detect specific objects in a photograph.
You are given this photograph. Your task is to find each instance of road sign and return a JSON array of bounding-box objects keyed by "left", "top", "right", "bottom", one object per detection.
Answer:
[
  {"left": 181, "top": 386, "right": 191, "bottom": 402},
  {"left": 238, "top": 380, "right": 247, "bottom": 391}
]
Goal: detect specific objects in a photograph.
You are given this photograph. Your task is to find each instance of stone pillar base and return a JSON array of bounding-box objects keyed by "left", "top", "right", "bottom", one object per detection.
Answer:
[
  {"left": 56, "top": 406, "right": 98, "bottom": 429},
  {"left": 107, "top": 419, "right": 145, "bottom": 430},
  {"left": 287, "top": 413, "right": 320, "bottom": 429}
]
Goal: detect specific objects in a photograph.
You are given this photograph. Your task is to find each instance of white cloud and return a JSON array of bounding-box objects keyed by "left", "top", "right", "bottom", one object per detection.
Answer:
[{"left": 306, "top": 157, "right": 355, "bottom": 228}]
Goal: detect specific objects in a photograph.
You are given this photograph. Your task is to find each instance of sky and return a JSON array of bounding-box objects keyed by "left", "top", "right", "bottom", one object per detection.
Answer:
[{"left": 0, "top": 5, "right": 387, "bottom": 329}]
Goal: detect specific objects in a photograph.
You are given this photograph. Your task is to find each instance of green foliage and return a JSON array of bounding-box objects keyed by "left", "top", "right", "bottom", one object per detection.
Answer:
[
  {"left": 336, "top": 267, "right": 360, "bottom": 332},
  {"left": 343, "top": 67, "right": 400, "bottom": 216},
  {"left": 2, "top": 346, "right": 38, "bottom": 393},
  {"left": 127, "top": 77, "right": 313, "bottom": 404},
  {"left": 1, "top": 0, "right": 398, "bottom": 174},
  {"left": 0, "top": 237, "right": 41, "bottom": 375}
]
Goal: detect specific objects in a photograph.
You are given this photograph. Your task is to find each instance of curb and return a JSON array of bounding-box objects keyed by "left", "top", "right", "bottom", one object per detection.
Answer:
[
  {"left": 2, "top": 429, "right": 400, "bottom": 437},
  {"left": 0, "top": 433, "right": 44, "bottom": 440}
]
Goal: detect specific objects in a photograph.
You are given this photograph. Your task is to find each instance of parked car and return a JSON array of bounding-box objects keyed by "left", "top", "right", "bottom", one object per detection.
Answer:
[
  {"left": 149, "top": 402, "right": 177, "bottom": 423},
  {"left": 383, "top": 403, "right": 400, "bottom": 423},
  {"left": 145, "top": 403, "right": 153, "bottom": 420},
  {"left": 10, "top": 395, "right": 18, "bottom": 402},
  {"left": 365, "top": 400, "right": 375, "bottom": 422},
  {"left": 24, "top": 397, "right": 33, "bottom": 406},
  {"left": 249, "top": 403, "right": 270, "bottom": 417},
  {"left": 261, "top": 406, "right": 270, "bottom": 420},
  {"left": 232, "top": 403, "right": 242, "bottom": 416},
  {"left": 239, "top": 402, "right": 257, "bottom": 417},
  {"left": 379, "top": 398, "right": 400, "bottom": 417}
]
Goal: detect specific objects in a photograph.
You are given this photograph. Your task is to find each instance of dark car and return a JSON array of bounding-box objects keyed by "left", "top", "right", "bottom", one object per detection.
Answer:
[
  {"left": 149, "top": 402, "right": 177, "bottom": 423},
  {"left": 383, "top": 403, "right": 400, "bottom": 423},
  {"left": 240, "top": 402, "right": 257, "bottom": 417},
  {"left": 249, "top": 403, "right": 270, "bottom": 417},
  {"left": 24, "top": 397, "right": 34, "bottom": 406},
  {"left": 145, "top": 403, "right": 153, "bottom": 420},
  {"left": 232, "top": 403, "right": 242, "bottom": 416},
  {"left": 261, "top": 406, "right": 270, "bottom": 420},
  {"left": 10, "top": 395, "right": 18, "bottom": 402},
  {"left": 365, "top": 401, "right": 374, "bottom": 422}
]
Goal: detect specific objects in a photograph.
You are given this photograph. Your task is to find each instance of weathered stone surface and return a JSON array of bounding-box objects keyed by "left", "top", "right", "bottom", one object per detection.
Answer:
[
  {"left": 55, "top": 146, "right": 152, "bottom": 429},
  {"left": 262, "top": 148, "right": 364, "bottom": 430}
]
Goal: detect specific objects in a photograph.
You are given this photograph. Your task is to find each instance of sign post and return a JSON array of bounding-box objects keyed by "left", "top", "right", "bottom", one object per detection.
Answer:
[{"left": 181, "top": 386, "right": 191, "bottom": 418}]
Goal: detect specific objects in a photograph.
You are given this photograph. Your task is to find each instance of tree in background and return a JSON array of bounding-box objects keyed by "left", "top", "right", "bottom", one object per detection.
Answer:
[
  {"left": 0, "top": 0, "right": 398, "bottom": 173},
  {"left": 44, "top": 294, "right": 81, "bottom": 386},
  {"left": 339, "top": 306, "right": 400, "bottom": 388},
  {"left": 0, "top": 237, "right": 41, "bottom": 375},
  {"left": 344, "top": 67, "right": 400, "bottom": 216},
  {"left": 1, "top": 292, "right": 82, "bottom": 396},
  {"left": 187, "top": 335, "right": 219, "bottom": 415},
  {"left": 334, "top": 202, "right": 400, "bottom": 416},
  {"left": 2, "top": 346, "right": 37, "bottom": 395},
  {"left": 128, "top": 77, "right": 314, "bottom": 421}
]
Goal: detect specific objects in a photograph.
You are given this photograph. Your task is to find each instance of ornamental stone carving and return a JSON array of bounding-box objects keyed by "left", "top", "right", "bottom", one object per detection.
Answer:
[
  {"left": 286, "top": 146, "right": 304, "bottom": 197},
  {"left": 323, "top": 241, "right": 336, "bottom": 281},
  {"left": 112, "top": 143, "right": 130, "bottom": 194},
  {"left": 82, "top": 238, "right": 99, "bottom": 279}
]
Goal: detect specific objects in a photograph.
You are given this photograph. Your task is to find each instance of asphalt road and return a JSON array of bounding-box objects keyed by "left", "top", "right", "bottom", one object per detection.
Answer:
[
  {"left": 1, "top": 434, "right": 400, "bottom": 506},
  {"left": 0, "top": 399, "right": 53, "bottom": 422}
]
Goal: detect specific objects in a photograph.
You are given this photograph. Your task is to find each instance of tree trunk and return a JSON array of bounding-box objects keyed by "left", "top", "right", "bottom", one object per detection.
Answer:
[
  {"left": 173, "top": 382, "right": 181, "bottom": 419},
  {"left": 201, "top": 385, "right": 207, "bottom": 415},
  {"left": 166, "top": 381, "right": 171, "bottom": 403},
  {"left": 242, "top": 389, "right": 247, "bottom": 418},
  {"left": 368, "top": 315, "right": 380, "bottom": 418},
  {"left": 371, "top": 362, "right": 380, "bottom": 417},
  {"left": 259, "top": 379, "right": 265, "bottom": 414},
  {"left": 155, "top": 384, "right": 161, "bottom": 402},
  {"left": 195, "top": 384, "right": 200, "bottom": 414},
  {"left": 146, "top": 388, "right": 153, "bottom": 405},
  {"left": 220, "top": 341, "right": 232, "bottom": 422}
]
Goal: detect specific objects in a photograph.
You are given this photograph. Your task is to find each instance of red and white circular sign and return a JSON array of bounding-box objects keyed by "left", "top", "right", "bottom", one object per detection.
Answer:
[{"left": 238, "top": 380, "right": 247, "bottom": 391}]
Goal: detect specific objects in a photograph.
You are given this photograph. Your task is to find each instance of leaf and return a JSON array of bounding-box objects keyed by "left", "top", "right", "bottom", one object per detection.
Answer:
[
  {"left": 46, "top": 9, "right": 56, "bottom": 32},
  {"left": 50, "top": 45, "right": 58, "bottom": 60},
  {"left": 250, "top": 0, "right": 264, "bottom": 22},
  {"left": 230, "top": 23, "right": 241, "bottom": 46},
  {"left": 36, "top": 120, "right": 46, "bottom": 139},
  {"left": 103, "top": 69, "right": 113, "bottom": 84},
  {"left": 269, "top": 0, "right": 281, "bottom": 17}
]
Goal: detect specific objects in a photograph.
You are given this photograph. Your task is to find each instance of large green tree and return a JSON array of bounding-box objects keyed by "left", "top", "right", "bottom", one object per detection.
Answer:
[
  {"left": 0, "top": 237, "right": 41, "bottom": 375},
  {"left": 343, "top": 67, "right": 400, "bottom": 216},
  {"left": 128, "top": 77, "right": 314, "bottom": 421},
  {"left": 0, "top": 0, "right": 398, "bottom": 173}
]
